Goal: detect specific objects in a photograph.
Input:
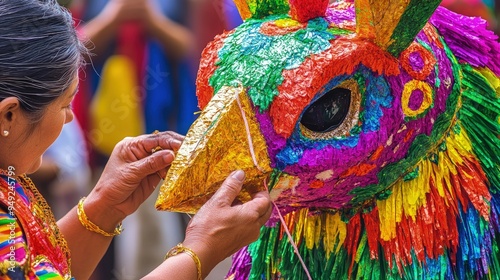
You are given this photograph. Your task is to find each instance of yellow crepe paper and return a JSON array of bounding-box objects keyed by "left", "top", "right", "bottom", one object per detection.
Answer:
[
  {"left": 377, "top": 127, "right": 475, "bottom": 241},
  {"left": 282, "top": 209, "right": 347, "bottom": 259},
  {"left": 156, "top": 86, "right": 272, "bottom": 214},
  {"left": 477, "top": 67, "right": 500, "bottom": 98},
  {"left": 355, "top": 0, "right": 411, "bottom": 49},
  {"left": 274, "top": 18, "right": 301, "bottom": 28},
  {"left": 233, "top": 0, "right": 252, "bottom": 20},
  {"left": 401, "top": 80, "right": 433, "bottom": 117}
]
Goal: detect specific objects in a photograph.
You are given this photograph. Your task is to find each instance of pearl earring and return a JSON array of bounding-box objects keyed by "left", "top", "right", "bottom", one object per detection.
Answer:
[{"left": 2, "top": 130, "right": 9, "bottom": 137}]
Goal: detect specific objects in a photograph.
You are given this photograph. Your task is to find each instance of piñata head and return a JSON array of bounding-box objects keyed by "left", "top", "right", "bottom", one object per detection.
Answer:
[{"left": 157, "top": 0, "right": 500, "bottom": 278}]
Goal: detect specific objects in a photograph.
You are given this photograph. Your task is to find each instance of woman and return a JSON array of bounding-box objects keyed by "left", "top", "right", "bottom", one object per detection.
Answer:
[
  {"left": 0, "top": 1, "right": 272, "bottom": 279},
  {"left": 69, "top": 1, "right": 199, "bottom": 277}
]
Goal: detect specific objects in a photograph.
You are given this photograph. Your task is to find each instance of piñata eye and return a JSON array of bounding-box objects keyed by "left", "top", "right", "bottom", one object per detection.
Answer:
[
  {"left": 300, "top": 87, "right": 351, "bottom": 132},
  {"left": 299, "top": 79, "right": 361, "bottom": 140}
]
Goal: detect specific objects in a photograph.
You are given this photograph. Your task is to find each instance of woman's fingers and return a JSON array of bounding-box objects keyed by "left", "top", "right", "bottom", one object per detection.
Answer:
[
  {"left": 207, "top": 170, "right": 245, "bottom": 208},
  {"left": 182, "top": 171, "right": 272, "bottom": 264},
  {"left": 247, "top": 191, "right": 273, "bottom": 225},
  {"left": 206, "top": 170, "right": 272, "bottom": 228},
  {"left": 127, "top": 150, "right": 175, "bottom": 178},
  {"left": 149, "top": 131, "right": 183, "bottom": 151},
  {"left": 115, "top": 131, "right": 183, "bottom": 160},
  {"left": 132, "top": 131, "right": 184, "bottom": 155},
  {"left": 155, "top": 168, "right": 169, "bottom": 180},
  {"left": 207, "top": 170, "right": 271, "bottom": 223}
]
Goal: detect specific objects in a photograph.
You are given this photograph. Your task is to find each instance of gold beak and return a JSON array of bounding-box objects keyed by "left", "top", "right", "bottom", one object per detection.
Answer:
[{"left": 156, "top": 86, "right": 272, "bottom": 214}]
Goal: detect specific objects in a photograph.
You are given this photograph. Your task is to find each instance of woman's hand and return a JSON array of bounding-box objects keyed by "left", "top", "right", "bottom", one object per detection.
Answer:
[
  {"left": 102, "top": 0, "right": 163, "bottom": 28},
  {"left": 144, "top": 170, "right": 272, "bottom": 279},
  {"left": 101, "top": 0, "right": 150, "bottom": 24},
  {"left": 182, "top": 170, "right": 272, "bottom": 277},
  {"left": 84, "top": 131, "right": 183, "bottom": 230}
]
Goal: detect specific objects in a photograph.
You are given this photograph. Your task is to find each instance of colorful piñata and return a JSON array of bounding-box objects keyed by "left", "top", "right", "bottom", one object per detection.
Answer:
[{"left": 157, "top": 0, "right": 500, "bottom": 278}]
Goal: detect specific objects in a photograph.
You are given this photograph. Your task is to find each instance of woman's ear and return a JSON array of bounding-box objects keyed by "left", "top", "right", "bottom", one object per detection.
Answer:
[{"left": 0, "top": 97, "right": 21, "bottom": 136}]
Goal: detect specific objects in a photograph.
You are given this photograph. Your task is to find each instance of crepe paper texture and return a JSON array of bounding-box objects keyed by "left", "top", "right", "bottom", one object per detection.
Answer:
[{"left": 156, "top": 0, "right": 500, "bottom": 278}]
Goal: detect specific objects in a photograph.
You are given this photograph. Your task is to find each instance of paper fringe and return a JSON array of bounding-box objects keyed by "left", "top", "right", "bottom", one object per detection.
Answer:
[
  {"left": 227, "top": 58, "right": 500, "bottom": 280},
  {"left": 229, "top": 124, "right": 499, "bottom": 279}
]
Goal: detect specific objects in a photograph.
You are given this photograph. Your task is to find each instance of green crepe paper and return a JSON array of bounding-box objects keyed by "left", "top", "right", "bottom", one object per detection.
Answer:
[
  {"left": 248, "top": 221, "right": 485, "bottom": 279},
  {"left": 403, "top": 167, "right": 419, "bottom": 181},
  {"left": 210, "top": 17, "right": 334, "bottom": 111},
  {"left": 327, "top": 27, "right": 353, "bottom": 36},
  {"left": 493, "top": 237, "right": 500, "bottom": 277},
  {"left": 249, "top": 0, "right": 289, "bottom": 19},
  {"left": 387, "top": 0, "right": 442, "bottom": 56},
  {"left": 459, "top": 64, "right": 500, "bottom": 192}
]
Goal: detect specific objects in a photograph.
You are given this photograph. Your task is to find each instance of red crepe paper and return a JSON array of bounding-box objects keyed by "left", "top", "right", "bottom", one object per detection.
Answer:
[
  {"left": 289, "top": 0, "right": 329, "bottom": 23},
  {"left": 196, "top": 32, "right": 234, "bottom": 109},
  {"left": 271, "top": 39, "right": 399, "bottom": 138}
]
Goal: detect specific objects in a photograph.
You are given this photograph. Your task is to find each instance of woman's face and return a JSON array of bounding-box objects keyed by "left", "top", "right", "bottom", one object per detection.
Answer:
[{"left": 6, "top": 77, "right": 78, "bottom": 175}]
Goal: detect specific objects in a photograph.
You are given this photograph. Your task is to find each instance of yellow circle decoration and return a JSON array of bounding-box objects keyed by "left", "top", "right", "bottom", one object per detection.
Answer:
[{"left": 402, "top": 80, "right": 433, "bottom": 118}]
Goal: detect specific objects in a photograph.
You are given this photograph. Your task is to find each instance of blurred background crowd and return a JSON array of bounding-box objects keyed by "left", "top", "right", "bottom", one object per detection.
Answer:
[{"left": 31, "top": 0, "right": 498, "bottom": 279}]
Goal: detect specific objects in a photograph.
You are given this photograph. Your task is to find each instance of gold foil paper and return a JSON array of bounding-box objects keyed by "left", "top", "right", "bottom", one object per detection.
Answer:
[{"left": 156, "top": 86, "right": 272, "bottom": 214}]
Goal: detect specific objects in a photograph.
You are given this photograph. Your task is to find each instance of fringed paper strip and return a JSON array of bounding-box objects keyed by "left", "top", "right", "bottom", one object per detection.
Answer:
[
  {"left": 230, "top": 124, "right": 499, "bottom": 279},
  {"left": 459, "top": 65, "right": 500, "bottom": 191}
]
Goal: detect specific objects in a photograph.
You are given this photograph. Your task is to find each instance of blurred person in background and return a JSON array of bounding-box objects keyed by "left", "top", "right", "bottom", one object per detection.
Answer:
[
  {"left": 73, "top": 0, "right": 197, "bottom": 139},
  {"left": 190, "top": 0, "right": 242, "bottom": 66},
  {"left": 69, "top": 0, "right": 198, "bottom": 279}
]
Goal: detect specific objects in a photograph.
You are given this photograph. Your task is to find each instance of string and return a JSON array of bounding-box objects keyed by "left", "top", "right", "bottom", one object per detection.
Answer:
[
  {"left": 235, "top": 89, "right": 312, "bottom": 280},
  {"left": 265, "top": 179, "right": 313, "bottom": 280},
  {"left": 235, "top": 91, "right": 266, "bottom": 173}
]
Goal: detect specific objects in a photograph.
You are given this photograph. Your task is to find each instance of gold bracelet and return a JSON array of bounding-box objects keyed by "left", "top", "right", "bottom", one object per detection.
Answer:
[
  {"left": 165, "top": 243, "right": 202, "bottom": 280},
  {"left": 77, "top": 197, "right": 123, "bottom": 237}
]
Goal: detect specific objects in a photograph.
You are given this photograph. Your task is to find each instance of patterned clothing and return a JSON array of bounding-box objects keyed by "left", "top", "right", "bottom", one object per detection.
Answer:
[{"left": 0, "top": 175, "right": 72, "bottom": 279}]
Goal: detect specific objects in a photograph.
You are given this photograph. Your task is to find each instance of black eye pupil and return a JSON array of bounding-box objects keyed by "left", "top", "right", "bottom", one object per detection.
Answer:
[{"left": 300, "top": 88, "right": 351, "bottom": 133}]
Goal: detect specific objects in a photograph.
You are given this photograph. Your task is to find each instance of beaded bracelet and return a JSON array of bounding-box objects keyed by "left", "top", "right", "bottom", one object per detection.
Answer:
[
  {"left": 77, "top": 197, "right": 123, "bottom": 237},
  {"left": 165, "top": 243, "right": 202, "bottom": 280}
]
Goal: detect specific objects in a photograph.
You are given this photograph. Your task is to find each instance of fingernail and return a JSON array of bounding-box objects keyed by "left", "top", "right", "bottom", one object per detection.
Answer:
[
  {"left": 231, "top": 170, "right": 245, "bottom": 182},
  {"left": 163, "top": 152, "right": 174, "bottom": 162},
  {"left": 171, "top": 140, "right": 182, "bottom": 148}
]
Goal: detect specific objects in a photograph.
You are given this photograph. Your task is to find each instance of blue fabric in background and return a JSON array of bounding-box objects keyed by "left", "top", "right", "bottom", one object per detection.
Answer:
[
  {"left": 144, "top": 41, "right": 197, "bottom": 135},
  {"left": 144, "top": 0, "right": 197, "bottom": 134},
  {"left": 224, "top": 0, "right": 243, "bottom": 29}
]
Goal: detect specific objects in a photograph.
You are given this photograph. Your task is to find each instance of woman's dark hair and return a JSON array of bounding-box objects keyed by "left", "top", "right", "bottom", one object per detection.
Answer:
[{"left": 0, "top": 0, "right": 87, "bottom": 123}]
